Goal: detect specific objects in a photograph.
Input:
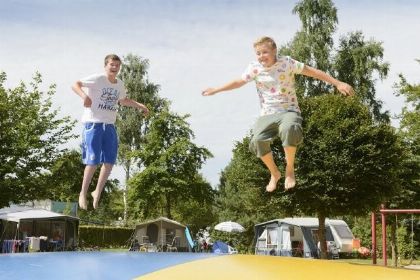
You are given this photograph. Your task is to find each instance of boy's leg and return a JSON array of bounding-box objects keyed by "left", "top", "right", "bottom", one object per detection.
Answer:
[
  {"left": 80, "top": 122, "right": 102, "bottom": 210},
  {"left": 279, "top": 112, "right": 303, "bottom": 190},
  {"left": 79, "top": 165, "right": 97, "bottom": 210},
  {"left": 91, "top": 124, "right": 118, "bottom": 209},
  {"left": 91, "top": 163, "right": 113, "bottom": 209},
  {"left": 249, "top": 115, "right": 281, "bottom": 192},
  {"left": 284, "top": 146, "right": 297, "bottom": 190},
  {"left": 260, "top": 152, "right": 281, "bottom": 192}
]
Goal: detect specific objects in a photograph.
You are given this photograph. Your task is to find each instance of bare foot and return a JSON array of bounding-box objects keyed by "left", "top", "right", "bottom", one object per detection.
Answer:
[
  {"left": 91, "top": 190, "right": 100, "bottom": 209},
  {"left": 266, "top": 170, "right": 281, "bottom": 192},
  {"left": 79, "top": 193, "right": 87, "bottom": 210},
  {"left": 285, "top": 165, "right": 296, "bottom": 190}
]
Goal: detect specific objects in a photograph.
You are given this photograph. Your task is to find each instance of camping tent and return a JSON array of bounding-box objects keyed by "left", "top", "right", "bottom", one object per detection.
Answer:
[
  {"left": 254, "top": 217, "right": 354, "bottom": 258},
  {"left": 0, "top": 206, "right": 79, "bottom": 252},
  {"left": 134, "top": 217, "right": 190, "bottom": 252}
]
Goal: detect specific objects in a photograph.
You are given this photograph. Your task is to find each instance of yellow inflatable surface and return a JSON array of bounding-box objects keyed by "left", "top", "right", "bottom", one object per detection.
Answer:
[{"left": 137, "top": 254, "right": 419, "bottom": 280}]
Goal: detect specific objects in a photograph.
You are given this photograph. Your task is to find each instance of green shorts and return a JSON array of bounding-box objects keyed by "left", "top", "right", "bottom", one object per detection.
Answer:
[{"left": 249, "top": 111, "right": 303, "bottom": 157}]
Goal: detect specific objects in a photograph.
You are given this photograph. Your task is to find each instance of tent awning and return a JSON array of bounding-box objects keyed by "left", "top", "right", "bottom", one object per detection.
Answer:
[{"left": 0, "top": 207, "right": 79, "bottom": 223}]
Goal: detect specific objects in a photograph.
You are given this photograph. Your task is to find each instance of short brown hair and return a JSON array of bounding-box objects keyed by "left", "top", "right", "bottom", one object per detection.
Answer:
[
  {"left": 104, "top": 54, "right": 121, "bottom": 66},
  {"left": 253, "top": 37, "right": 277, "bottom": 50}
]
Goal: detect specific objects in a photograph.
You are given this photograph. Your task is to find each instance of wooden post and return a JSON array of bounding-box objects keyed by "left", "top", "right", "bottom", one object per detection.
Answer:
[
  {"left": 381, "top": 205, "right": 387, "bottom": 266},
  {"left": 371, "top": 212, "right": 376, "bottom": 265}
]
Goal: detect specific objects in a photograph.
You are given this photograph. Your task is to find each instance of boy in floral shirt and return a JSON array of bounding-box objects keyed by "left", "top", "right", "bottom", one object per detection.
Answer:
[{"left": 202, "top": 37, "right": 353, "bottom": 192}]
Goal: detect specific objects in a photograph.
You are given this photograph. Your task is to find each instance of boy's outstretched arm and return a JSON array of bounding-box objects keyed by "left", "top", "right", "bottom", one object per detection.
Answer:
[
  {"left": 301, "top": 66, "right": 354, "bottom": 96},
  {"left": 119, "top": 98, "right": 149, "bottom": 116},
  {"left": 202, "top": 78, "right": 246, "bottom": 96},
  {"left": 72, "top": 81, "right": 92, "bottom": 107}
]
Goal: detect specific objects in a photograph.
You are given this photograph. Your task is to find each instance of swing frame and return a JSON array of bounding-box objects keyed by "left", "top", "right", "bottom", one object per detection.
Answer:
[{"left": 371, "top": 205, "right": 420, "bottom": 266}]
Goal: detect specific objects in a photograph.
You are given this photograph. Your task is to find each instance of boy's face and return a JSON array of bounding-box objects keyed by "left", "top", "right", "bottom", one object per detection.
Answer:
[
  {"left": 104, "top": 59, "right": 121, "bottom": 77},
  {"left": 254, "top": 43, "right": 277, "bottom": 68}
]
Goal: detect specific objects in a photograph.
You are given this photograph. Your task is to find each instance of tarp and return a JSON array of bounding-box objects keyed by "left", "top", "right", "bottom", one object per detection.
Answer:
[
  {"left": 212, "top": 241, "right": 229, "bottom": 254},
  {"left": 185, "top": 227, "right": 195, "bottom": 249}
]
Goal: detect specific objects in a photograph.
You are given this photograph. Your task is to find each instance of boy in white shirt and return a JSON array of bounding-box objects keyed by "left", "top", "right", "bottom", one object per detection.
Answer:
[
  {"left": 72, "top": 54, "right": 149, "bottom": 210},
  {"left": 202, "top": 37, "right": 353, "bottom": 192}
]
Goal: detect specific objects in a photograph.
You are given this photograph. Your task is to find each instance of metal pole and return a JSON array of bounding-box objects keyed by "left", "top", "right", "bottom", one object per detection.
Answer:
[
  {"left": 381, "top": 209, "right": 387, "bottom": 266},
  {"left": 371, "top": 212, "right": 376, "bottom": 265}
]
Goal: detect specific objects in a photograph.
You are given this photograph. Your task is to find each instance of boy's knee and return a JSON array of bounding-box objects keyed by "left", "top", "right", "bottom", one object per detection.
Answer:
[
  {"left": 249, "top": 136, "right": 271, "bottom": 157},
  {"left": 281, "top": 123, "right": 303, "bottom": 147}
]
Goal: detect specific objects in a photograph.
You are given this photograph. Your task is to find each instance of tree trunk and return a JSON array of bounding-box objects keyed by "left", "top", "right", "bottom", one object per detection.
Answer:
[
  {"left": 391, "top": 218, "right": 398, "bottom": 267},
  {"left": 123, "top": 163, "right": 130, "bottom": 225},
  {"left": 318, "top": 214, "right": 328, "bottom": 259},
  {"left": 165, "top": 194, "right": 172, "bottom": 220}
]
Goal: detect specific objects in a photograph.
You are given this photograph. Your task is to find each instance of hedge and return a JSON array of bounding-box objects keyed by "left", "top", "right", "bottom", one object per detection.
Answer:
[{"left": 78, "top": 225, "right": 134, "bottom": 248}]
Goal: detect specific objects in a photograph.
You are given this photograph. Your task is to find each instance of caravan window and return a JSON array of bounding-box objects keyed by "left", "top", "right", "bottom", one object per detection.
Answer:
[
  {"left": 267, "top": 228, "right": 278, "bottom": 245},
  {"left": 332, "top": 225, "right": 353, "bottom": 239}
]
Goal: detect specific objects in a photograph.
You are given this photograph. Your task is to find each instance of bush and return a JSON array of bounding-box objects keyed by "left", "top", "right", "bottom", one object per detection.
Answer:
[{"left": 79, "top": 225, "right": 134, "bottom": 248}]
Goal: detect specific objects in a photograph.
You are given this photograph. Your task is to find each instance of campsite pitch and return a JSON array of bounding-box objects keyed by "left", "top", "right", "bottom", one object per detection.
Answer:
[{"left": 0, "top": 252, "right": 418, "bottom": 280}]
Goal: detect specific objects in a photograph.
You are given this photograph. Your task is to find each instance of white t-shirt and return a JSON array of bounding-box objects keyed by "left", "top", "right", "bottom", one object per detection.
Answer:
[
  {"left": 241, "top": 56, "right": 304, "bottom": 116},
  {"left": 80, "top": 74, "right": 127, "bottom": 124}
]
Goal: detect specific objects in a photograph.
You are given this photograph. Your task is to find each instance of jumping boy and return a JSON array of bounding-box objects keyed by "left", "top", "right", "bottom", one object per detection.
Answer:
[
  {"left": 72, "top": 54, "right": 149, "bottom": 210},
  {"left": 202, "top": 37, "right": 353, "bottom": 192}
]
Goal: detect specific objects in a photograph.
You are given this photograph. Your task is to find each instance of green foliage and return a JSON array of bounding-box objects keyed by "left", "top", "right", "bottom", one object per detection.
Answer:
[
  {"left": 282, "top": 0, "right": 337, "bottom": 97},
  {"left": 391, "top": 70, "right": 420, "bottom": 208},
  {"left": 0, "top": 71, "right": 76, "bottom": 208},
  {"left": 117, "top": 54, "right": 167, "bottom": 171},
  {"left": 78, "top": 225, "right": 133, "bottom": 248},
  {"left": 397, "top": 222, "right": 419, "bottom": 261},
  {"left": 127, "top": 107, "right": 215, "bottom": 226},
  {"left": 350, "top": 215, "right": 373, "bottom": 249},
  {"left": 281, "top": 0, "right": 389, "bottom": 122},
  {"left": 42, "top": 149, "right": 84, "bottom": 202},
  {"left": 293, "top": 95, "right": 402, "bottom": 217},
  {"left": 335, "top": 32, "right": 390, "bottom": 121},
  {"left": 116, "top": 54, "right": 168, "bottom": 224}
]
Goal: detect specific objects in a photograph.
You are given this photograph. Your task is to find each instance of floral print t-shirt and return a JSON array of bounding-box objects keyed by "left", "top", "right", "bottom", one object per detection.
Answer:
[{"left": 241, "top": 56, "right": 304, "bottom": 116}]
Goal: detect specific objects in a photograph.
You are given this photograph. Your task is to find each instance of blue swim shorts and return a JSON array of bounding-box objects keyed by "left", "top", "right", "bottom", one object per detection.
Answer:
[{"left": 82, "top": 123, "right": 118, "bottom": 165}]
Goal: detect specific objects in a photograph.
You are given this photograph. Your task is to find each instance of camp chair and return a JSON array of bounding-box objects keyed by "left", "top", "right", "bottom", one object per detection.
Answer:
[
  {"left": 166, "top": 236, "right": 179, "bottom": 252},
  {"left": 228, "top": 245, "right": 238, "bottom": 254},
  {"left": 327, "top": 241, "right": 339, "bottom": 259}
]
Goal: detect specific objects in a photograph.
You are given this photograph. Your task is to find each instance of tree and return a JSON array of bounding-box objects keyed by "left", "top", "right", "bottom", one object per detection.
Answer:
[
  {"left": 0, "top": 72, "right": 76, "bottom": 208},
  {"left": 281, "top": 0, "right": 389, "bottom": 122},
  {"left": 393, "top": 66, "right": 420, "bottom": 208},
  {"left": 290, "top": 95, "right": 402, "bottom": 258},
  {"left": 127, "top": 108, "right": 214, "bottom": 223},
  {"left": 116, "top": 54, "right": 167, "bottom": 223},
  {"left": 290, "top": 0, "right": 338, "bottom": 95},
  {"left": 334, "top": 32, "right": 390, "bottom": 122},
  {"left": 42, "top": 149, "right": 84, "bottom": 202},
  {"left": 386, "top": 61, "right": 420, "bottom": 265}
]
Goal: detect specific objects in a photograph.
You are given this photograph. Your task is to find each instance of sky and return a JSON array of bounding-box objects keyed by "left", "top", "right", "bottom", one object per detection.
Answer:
[{"left": 1, "top": 0, "right": 419, "bottom": 187}]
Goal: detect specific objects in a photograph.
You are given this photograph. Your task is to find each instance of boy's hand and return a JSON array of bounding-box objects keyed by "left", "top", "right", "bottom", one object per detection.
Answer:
[
  {"left": 337, "top": 82, "right": 354, "bottom": 96},
  {"left": 202, "top": 88, "right": 217, "bottom": 96},
  {"left": 83, "top": 96, "right": 92, "bottom": 107}
]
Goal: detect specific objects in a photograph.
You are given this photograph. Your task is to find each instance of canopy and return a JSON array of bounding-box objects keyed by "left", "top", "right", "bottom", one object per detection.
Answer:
[
  {"left": 214, "top": 221, "right": 245, "bottom": 233},
  {"left": 0, "top": 206, "right": 78, "bottom": 223}
]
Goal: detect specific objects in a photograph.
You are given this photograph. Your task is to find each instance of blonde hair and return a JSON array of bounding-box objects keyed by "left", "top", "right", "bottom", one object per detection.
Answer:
[
  {"left": 104, "top": 54, "right": 121, "bottom": 66},
  {"left": 253, "top": 37, "right": 277, "bottom": 50}
]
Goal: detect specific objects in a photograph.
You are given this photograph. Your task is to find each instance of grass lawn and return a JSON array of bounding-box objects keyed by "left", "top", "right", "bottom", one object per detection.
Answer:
[
  {"left": 336, "top": 258, "right": 420, "bottom": 268},
  {"left": 101, "top": 248, "right": 128, "bottom": 252}
]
